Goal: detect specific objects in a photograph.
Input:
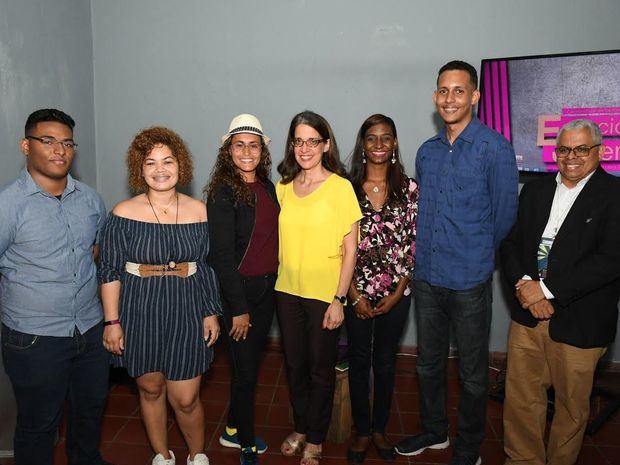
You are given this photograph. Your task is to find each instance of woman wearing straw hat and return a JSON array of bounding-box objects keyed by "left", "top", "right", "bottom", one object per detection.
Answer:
[{"left": 206, "top": 114, "right": 279, "bottom": 465}]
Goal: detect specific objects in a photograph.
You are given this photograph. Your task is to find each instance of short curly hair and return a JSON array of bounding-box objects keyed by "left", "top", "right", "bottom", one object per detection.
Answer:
[{"left": 126, "top": 126, "right": 194, "bottom": 192}]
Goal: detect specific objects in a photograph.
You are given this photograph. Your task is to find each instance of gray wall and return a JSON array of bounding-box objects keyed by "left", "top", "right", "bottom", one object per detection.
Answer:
[
  {"left": 0, "top": 0, "right": 97, "bottom": 187},
  {"left": 91, "top": 0, "right": 620, "bottom": 361},
  {"left": 0, "top": 0, "right": 96, "bottom": 453}
]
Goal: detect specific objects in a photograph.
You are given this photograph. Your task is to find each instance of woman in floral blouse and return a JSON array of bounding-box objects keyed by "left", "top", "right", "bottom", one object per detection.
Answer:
[{"left": 345, "top": 114, "right": 418, "bottom": 464}]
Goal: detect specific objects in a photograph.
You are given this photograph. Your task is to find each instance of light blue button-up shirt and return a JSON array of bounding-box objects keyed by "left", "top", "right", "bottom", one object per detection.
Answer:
[
  {"left": 0, "top": 168, "right": 107, "bottom": 336},
  {"left": 414, "top": 118, "right": 519, "bottom": 290}
]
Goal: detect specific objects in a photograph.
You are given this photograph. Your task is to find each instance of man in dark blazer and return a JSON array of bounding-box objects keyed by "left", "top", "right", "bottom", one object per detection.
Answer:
[{"left": 500, "top": 119, "right": 620, "bottom": 465}]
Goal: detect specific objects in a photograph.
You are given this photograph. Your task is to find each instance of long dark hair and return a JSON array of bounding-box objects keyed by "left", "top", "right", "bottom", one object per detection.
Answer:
[
  {"left": 277, "top": 110, "right": 347, "bottom": 184},
  {"left": 204, "top": 137, "right": 271, "bottom": 205},
  {"left": 349, "top": 114, "right": 407, "bottom": 205}
]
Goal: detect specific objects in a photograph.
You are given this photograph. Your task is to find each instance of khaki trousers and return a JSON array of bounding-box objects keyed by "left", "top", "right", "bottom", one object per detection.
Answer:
[{"left": 503, "top": 321, "right": 605, "bottom": 465}]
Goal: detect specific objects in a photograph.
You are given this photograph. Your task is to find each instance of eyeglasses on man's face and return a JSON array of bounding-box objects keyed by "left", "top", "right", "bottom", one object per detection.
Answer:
[
  {"left": 555, "top": 144, "right": 600, "bottom": 158},
  {"left": 291, "top": 138, "right": 324, "bottom": 148},
  {"left": 26, "top": 135, "right": 78, "bottom": 150}
]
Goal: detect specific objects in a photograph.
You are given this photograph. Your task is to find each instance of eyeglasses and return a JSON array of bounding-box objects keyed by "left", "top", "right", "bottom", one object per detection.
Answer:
[
  {"left": 555, "top": 144, "right": 600, "bottom": 158},
  {"left": 26, "top": 135, "right": 78, "bottom": 150},
  {"left": 291, "top": 138, "right": 324, "bottom": 148},
  {"left": 231, "top": 141, "right": 261, "bottom": 152}
]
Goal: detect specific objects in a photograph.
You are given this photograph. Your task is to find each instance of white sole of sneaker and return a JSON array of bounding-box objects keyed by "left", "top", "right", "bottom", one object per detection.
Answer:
[
  {"left": 395, "top": 438, "right": 450, "bottom": 456},
  {"left": 219, "top": 436, "right": 267, "bottom": 454}
]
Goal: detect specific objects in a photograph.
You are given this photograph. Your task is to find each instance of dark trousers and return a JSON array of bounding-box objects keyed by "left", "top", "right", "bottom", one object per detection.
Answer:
[
  {"left": 221, "top": 274, "right": 276, "bottom": 448},
  {"left": 276, "top": 292, "right": 340, "bottom": 444},
  {"left": 345, "top": 295, "right": 411, "bottom": 435},
  {"left": 1, "top": 322, "right": 110, "bottom": 465},
  {"left": 413, "top": 279, "right": 492, "bottom": 457}
]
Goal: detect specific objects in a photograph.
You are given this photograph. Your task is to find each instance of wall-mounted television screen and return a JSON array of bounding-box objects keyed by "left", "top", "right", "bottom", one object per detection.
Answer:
[{"left": 478, "top": 50, "right": 620, "bottom": 176}]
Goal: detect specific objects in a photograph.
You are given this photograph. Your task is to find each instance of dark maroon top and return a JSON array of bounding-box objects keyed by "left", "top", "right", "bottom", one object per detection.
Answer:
[{"left": 238, "top": 182, "right": 279, "bottom": 276}]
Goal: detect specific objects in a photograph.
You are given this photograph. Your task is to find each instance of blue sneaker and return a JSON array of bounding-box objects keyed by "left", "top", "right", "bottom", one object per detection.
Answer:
[{"left": 219, "top": 430, "right": 268, "bottom": 454}]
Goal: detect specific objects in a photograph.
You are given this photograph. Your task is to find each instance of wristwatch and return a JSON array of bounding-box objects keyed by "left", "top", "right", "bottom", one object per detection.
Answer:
[{"left": 333, "top": 295, "right": 346, "bottom": 304}]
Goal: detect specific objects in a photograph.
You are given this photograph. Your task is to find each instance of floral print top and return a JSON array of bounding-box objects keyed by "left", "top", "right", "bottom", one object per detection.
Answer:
[{"left": 353, "top": 177, "right": 418, "bottom": 304}]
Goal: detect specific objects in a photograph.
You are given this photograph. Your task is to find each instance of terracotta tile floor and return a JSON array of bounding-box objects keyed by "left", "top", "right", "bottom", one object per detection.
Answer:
[{"left": 2, "top": 343, "right": 619, "bottom": 465}]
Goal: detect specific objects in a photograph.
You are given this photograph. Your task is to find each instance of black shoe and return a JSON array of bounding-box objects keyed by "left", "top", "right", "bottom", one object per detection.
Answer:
[
  {"left": 346, "top": 447, "right": 367, "bottom": 464},
  {"left": 374, "top": 444, "right": 395, "bottom": 462},
  {"left": 394, "top": 432, "right": 450, "bottom": 456},
  {"left": 240, "top": 447, "right": 258, "bottom": 465},
  {"left": 371, "top": 435, "right": 395, "bottom": 462},
  {"left": 449, "top": 455, "right": 481, "bottom": 465}
]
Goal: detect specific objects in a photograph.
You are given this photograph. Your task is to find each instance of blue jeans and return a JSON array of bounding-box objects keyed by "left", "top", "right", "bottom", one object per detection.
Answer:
[
  {"left": 1, "top": 323, "right": 110, "bottom": 465},
  {"left": 345, "top": 294, "right": 410, "bottom": 435},
  {"left": 413, "top": 279, "right": 492, "bottom": 457}
]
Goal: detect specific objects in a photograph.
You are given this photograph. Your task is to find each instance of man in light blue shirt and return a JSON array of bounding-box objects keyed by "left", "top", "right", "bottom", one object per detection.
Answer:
[{"left": 0, "top": 109, "right": 112, "bottom": 465}]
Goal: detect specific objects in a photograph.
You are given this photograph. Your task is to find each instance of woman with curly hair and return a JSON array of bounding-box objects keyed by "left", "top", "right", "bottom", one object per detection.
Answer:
[
  {"left": 276, "top": 111, "right": 362, "bottom": 465},
  {"left": 98, "top": 127, "right": 221, "bottom": 465},
  {"left": 345, "top": 114, "right": 418, "bottom": 464},
  {"left": 205, "top": 114, "right": 279, "bottom": 465}
]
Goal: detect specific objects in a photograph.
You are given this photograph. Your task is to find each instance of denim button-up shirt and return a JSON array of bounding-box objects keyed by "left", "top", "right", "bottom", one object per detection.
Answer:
[
  {"left": 414, "top": 118, "right": 518, "bottom": 290},
  {"left": 0, "top": 168, "right": 107, "bottom": 336}
]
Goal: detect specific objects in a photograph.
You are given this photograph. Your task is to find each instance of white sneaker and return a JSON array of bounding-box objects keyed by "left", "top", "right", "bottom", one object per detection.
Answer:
[
  {"left": 153, "top": 450, "right": 176, "bottom": 465},
  {"left": 187, "top": 453, "right": 210, "bottom": 465}
]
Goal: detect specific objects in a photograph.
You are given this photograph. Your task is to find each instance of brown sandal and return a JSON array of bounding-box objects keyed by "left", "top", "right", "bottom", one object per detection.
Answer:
[
  {"left": 281, "top": 433, "right": 306, "bottom": 457},
  {"left": 301, "top": 444, "right": 322, "bottom": 465}
]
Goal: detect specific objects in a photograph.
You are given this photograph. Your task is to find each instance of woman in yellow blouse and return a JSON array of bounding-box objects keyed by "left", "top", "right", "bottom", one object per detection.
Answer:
[{"left": 275, "top": 111, "right": 362, "bottom": 465}]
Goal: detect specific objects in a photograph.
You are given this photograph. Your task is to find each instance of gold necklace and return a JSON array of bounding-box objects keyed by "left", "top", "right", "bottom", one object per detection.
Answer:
[
  {"left": 148, "top": 194, "right": 176, "bottom": 214},
  {"left": 147, "top": 193, "right": 179, "bottom": 269}
]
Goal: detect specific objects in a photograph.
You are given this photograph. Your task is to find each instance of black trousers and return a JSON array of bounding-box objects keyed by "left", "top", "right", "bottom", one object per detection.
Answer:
[
  {"left": 276, "top": 292, "right": 340, "bottom": 444},
  {"left": 345, "top": 295, "right": 411, "bottom": 435},
  {"left": 221, "top": 274, "right": 276, "bottom": 448}
]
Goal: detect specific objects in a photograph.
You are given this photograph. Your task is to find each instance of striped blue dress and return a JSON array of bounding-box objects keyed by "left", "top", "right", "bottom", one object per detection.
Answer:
[{"left": 98, "top": 214, "right": 221, "bottom": 380}]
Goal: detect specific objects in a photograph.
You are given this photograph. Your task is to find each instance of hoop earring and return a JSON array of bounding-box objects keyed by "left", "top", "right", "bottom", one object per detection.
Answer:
[
  {"left": 391, "top": 151, "right": 396, "bottom": 164},
  {"left": 362, "top": 151, "right": 367, "bottom": 164}
]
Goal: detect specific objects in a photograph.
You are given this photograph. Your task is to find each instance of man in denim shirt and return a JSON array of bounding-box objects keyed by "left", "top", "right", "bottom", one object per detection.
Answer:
[
  {"left": 0, "top": 109, "right": 112, "bottom": 465},
  {"left": 395, "top": 61, "right": 518, "bottom": 465}
]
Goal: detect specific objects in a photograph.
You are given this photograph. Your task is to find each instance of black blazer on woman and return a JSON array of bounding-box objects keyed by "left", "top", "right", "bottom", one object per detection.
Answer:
[
  {"left": 207, "top": 180, "right": 278, "bottom": 317},
  {"left": 500, "top": 167, "right": 620, "bottom": 348}
]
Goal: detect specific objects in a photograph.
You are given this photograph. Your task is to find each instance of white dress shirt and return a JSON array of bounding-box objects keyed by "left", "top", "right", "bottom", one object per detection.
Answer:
[{"left": 525, "top": 170, "right": 595, "bottom": 299}]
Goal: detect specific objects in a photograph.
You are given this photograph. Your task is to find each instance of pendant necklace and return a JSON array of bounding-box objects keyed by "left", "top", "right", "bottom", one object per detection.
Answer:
[
  {"left": 154, "top": 195, "right": 176, "bottom": 214},
  {"left": 147, "top": 193, "right": 179, "bottom": 269},
  {"left": 368, "top": 180, "right": 385, "bottom": 194}
]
